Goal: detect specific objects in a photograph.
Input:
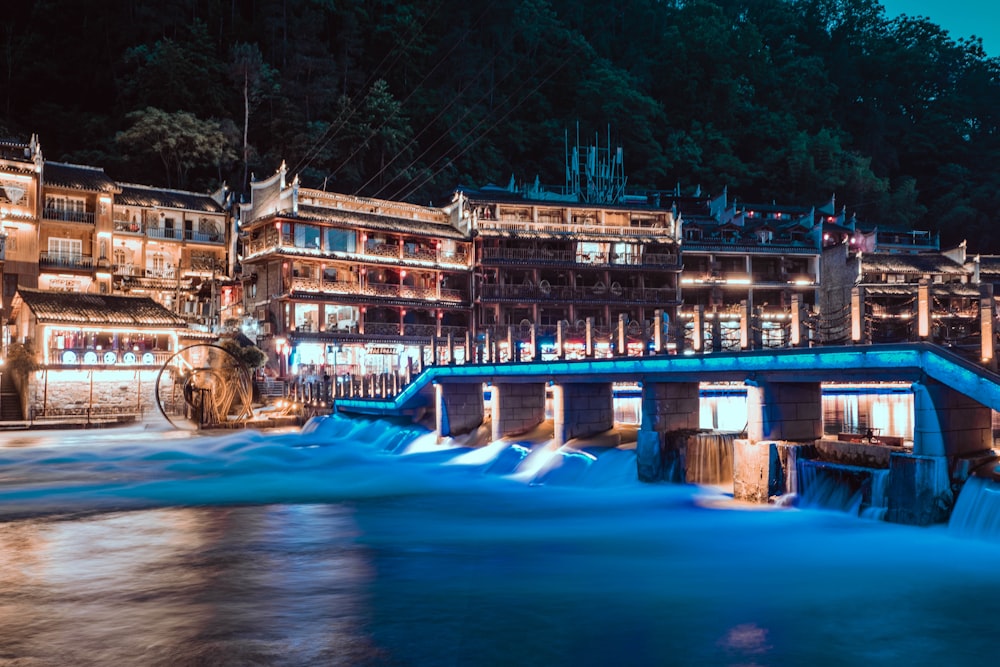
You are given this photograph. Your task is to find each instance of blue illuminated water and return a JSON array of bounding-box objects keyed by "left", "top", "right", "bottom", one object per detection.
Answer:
[{"left": 2, "top": 416, "right": 1000, "bottom": 666}]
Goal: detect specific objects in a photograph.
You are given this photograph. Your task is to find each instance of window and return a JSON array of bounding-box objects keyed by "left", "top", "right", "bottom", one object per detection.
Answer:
[
  {"left": 294, "top": 303, "right": 319, "bottom": 332},
  {"left": 152, "top": 252, "right": 165, "bottom": 275},
  {"left": 295, "top": 224, "right": 321, "bottom": 249},
  {"left": 324, "top": 227, "right": 355, "bottom": 252},
  {"left": 48, "top": 237, "right": 82, "bottom": 258}
]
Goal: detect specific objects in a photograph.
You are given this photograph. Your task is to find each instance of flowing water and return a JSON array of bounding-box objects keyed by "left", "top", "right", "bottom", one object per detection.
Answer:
[{"left": 2, "top": 416, "right": 1000, "bottom": 666}]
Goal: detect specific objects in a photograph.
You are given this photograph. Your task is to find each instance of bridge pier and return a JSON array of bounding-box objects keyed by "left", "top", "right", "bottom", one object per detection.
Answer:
[
  {"left": 491, "top": 382, "right": 546, "bottom": 441},
  {"left": 553, "top": 382, "right": 614, "bottom": 447},
  {"left": 635, "top": 382, "right": 700, "bottom": 481},
  {"left": 435, "top": 382, "right": 484, "bottom": 441},
  {"left": 733, "top": 380, "right": 822, "bottom": 502},
  {"left": 883, "top": 380, "right": 996, "bottom": 524}
]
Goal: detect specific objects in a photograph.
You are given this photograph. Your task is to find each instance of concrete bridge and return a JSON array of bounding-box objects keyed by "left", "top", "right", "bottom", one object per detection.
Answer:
[{"left": 335, "top": 343, "right": 1000, "bottom": 524}]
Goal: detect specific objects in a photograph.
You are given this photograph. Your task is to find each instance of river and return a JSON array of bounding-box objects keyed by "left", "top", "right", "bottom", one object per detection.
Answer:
[{"left": 1, "top": 416, "right": 999, "bottom": 666}]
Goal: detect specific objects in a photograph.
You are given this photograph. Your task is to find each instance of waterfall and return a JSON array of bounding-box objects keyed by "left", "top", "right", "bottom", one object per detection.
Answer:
[
  {"left": 796, "top": 459, "right": 864, "bottom": 514},
  {"left": 685, "top": 432, "right": 736, "bottom": 485},
  {"left": 949, "top": 475, "right": 1000, "bottom": 539},
  {"left": 860, "top": 469, "right": 890, "bottom": 520}
]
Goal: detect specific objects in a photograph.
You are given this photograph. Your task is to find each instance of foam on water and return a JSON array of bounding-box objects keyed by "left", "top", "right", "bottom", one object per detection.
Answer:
[{"left": 0, "top": 415, "right": 649, "bottom": 519}]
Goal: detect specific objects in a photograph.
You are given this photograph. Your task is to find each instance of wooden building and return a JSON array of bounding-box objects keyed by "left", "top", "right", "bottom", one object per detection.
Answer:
[{"left": 238, "top": 163, "right": 473, "bottom": 379}]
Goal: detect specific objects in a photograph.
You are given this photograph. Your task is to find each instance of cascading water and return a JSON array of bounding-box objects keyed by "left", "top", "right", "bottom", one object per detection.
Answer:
[
  {"left": 5, "top": 415, "right": 1000, "bottom": 666},
  {"left": 685, "top": 432, "right": 737, "bottom": 486},
  {"left": 950, "top": 474, "right": 1000, "bottom": 539},
  {"left": 794, "top": 457, "right": 892, "bottom": 519}
]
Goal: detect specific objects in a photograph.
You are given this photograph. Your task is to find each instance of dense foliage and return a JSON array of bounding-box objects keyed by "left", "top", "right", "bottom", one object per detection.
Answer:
[{"left": 3, "top": 0, "right": 1000, "bottom": 249}]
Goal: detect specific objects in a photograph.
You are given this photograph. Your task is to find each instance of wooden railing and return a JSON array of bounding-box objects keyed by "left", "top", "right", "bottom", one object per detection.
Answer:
[{"left": 289, "top": 277, "right": 467, "bottom": 303}]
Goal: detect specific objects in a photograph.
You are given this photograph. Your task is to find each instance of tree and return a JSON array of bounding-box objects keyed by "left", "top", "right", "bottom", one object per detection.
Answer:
[
  {"left": 229, "top": 43, "right": 279, "bottom": 191},
  {"left": 116, "top": 107, "right": 237, "bottom": 189}
]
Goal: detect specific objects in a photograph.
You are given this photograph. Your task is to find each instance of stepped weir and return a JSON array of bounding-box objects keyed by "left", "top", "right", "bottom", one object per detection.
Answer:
[{"left": 335, "top": 343, "right": 1000, "bottom": 526}]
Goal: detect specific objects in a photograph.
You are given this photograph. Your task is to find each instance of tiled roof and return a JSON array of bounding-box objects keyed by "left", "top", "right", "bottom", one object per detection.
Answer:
[
  {"left": 43, "top": 161, "right": 118, "bottom": 193},
  {"left": 862, "top": 253, "right": 968, "bottom": 275},
  {"left": 16, "top": 288, "right": 189, "bottom": 327},
  {"left": 289, "top": 205, "right": 468, "bottom": 240},
  {"left": 116, "top": 183, "right": 224, "bottom": 213}
]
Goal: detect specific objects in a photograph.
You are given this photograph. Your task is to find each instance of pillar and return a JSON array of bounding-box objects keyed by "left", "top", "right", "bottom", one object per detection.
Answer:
[
  {"left": 911, "top": 380, "right": 992, "bottom": 458},
  {"left": 617, "top": 313, "right": 628, "bottom": 357},
  {"left": 435, "top": 382, "right": 485, "bottom": 441},
  {"left": 981, "top": 283, "right": 995, "bottom": 370},
  {"left": 745, "top": 380, "right": 822, "bottom": 443},
  {"left": 530, "top": 324, "right": 539, "bottom": 361},
  {"left": 692, "top": 305, "right": 704, "bottom": 353},
  {"left": 447, "top": 333, "right": 455, "bottom": 365},
  {"left": 585, "top": 317, "right": 595, "bottom": 358},
  {"left": 556, "top": 320, "right": 566, "bottom": 360},
  {"left": 491, "top": 382, "right": 547, "bottom": 441},
  {"left": 653, "top": 309, "right": 664, "bottom": 354},
  {"left": 791, "top": 294, "right": 803, "bottom": 347},
  {"left": 740, "top": 300, "right": 750, "bottom": 350},
  {"left": 552, "top": 382, "right": 614, "bottom": 447},
  {"left": 917, "top": 279, "right": 930, "bottom": 340},
  {"left": 635, "top": 381, "right": 700, "bottom": 482},
  {"left": 851, "top": 286, "right": 866, "bottom": 343}
]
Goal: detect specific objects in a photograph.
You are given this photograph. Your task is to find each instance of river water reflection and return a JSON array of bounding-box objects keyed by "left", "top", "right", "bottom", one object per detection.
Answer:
[{"left": 1, "top": 417, "right": 1000, "bottom": 666}]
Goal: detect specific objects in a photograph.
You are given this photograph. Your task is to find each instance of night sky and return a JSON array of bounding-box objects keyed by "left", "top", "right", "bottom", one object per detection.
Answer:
[{"left": 880, "top": 0, "right": 1000, "bottom": 55}]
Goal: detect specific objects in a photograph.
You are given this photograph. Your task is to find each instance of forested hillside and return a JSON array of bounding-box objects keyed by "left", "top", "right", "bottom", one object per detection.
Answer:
[{"left": 3, "top": 0, "right": 1000, "bottom": 249}]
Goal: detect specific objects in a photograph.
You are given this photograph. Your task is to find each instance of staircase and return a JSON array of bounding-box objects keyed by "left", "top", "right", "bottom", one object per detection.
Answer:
[{"left": 0, "top": 375, "right": 23, "bottom": 422}]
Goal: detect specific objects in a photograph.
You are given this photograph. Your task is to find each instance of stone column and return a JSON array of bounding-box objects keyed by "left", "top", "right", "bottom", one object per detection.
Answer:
[
  {"left": 435, "top": 382, "right": 485, "bottom": 441},
  {"left": 585, "top": 317, "right": 595, "bottom": 358},
  {"left": 552, "top": 382, "right": 614, "bottom": 447},
  {"left": 851, "top": 286, "right": 866, "bottom": 343},
  {"left": 692, "top": 305, "right": 704, "bottom": 353},
  {"left": 635, "top": 382, "right": 700, "bottom": 482},
  {"left": 491, "top": 382, "right": 547, "bottom": 441},
  {"left": 981, "top": 283, "right": 996, "bottom": 370},
  {"left": 911, "top": 380, "right": 992, "bottom": 458},
  {"left": 745, "top": 380, "right": 822, "bottom": 443},
  {"left": 653, "top": 309, "right": 664, "bottom": 354}
]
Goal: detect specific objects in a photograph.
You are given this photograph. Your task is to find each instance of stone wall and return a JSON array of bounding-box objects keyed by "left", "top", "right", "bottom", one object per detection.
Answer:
[{"left": 27, "top": 368, "right": 171, "bottom": 419}]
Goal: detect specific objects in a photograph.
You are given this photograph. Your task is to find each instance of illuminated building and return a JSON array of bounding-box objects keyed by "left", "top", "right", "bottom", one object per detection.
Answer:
[{"left": 238, "top": 162, "right": 473, "bottom": 379}]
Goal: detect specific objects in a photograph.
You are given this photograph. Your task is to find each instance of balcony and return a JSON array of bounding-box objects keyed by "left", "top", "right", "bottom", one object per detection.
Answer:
[
  {"left": 478, "top": 283, "right": 677, "bottom": 304},
  {"left": 39, "top": 251, "right": 93, "bottom": 270},
  {"left": 147, "top": 227, "right": 184, "bottom": 241},
  {"left": 480, "top": 247, "right": 679, "bottom": 269},
  {"left": 244, "top": 238, "right": 470, "bottom": 268},
  {"left": 114, "top": 219, "right": 144, "bottom": 234},
  {"left": 289, "top": 277, "right": 467, "bottom": 304},
  {"left": 43, "top": 207, "right": 94, "bottom": 224},
  {"left": 185, "top": 230, "right": 224, "bottom": 244},
  {"left": 114, "top": 264, "right": 177, "bottom": 279},
  {"left": 478, "top": 218, "right": 674, "bottom": 241}
]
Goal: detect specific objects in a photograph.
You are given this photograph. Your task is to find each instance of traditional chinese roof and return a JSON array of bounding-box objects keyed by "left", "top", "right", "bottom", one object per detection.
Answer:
[
  {"left": 861, "top": 253, "right": 969, "bottom": 275},
  {"left": 14, "top": 288, "right": 189, "bottom": 327},
  {"left": 290, "top": 205, "right": 468, "bottom": 240},
  {"left": 43, "top": 161, "right": 118, "bottom": 193},
  {"left": 975, "top": 255, "right": 1000, "bottom": 279},
  {"left": 116, "top": 183, "right": 224, "bottom": 213}
]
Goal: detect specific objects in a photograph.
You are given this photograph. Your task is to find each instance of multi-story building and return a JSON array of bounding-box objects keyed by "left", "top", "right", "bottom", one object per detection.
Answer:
[
  {"left": 677, "top": 191, "right": 823, "bottom": 351},
  {"left": 37, "top": 161, "right": 120, "bottom": 295},
  {"left": 463, "top": 184, "right": 682, "bottom": 357},
  {"left": 0, "top": 136, "right": 43, "bottom": 330},
  {"left": 238, "top": 163, "right": 473, "bottom": 379},
  {"left": 112, "top": 183, "right": 231, "bottom": 327},
  {"left": 821, "top": 240, "right": 979, "bottom": 348}
]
